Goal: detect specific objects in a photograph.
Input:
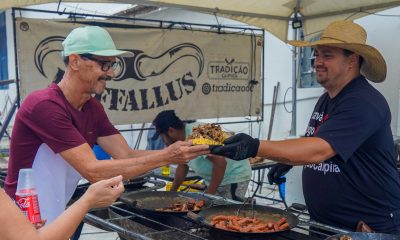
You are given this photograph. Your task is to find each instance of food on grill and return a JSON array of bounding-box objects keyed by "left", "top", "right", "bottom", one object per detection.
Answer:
[
  {"left": 156, "top": 199, "right": 205, "bottom": 212},
  {"left": 211, "top": 215, "right": 289, "bottom": 233},
  {"left": 188, "top": 123, "right": 229, "bottom": 145}
]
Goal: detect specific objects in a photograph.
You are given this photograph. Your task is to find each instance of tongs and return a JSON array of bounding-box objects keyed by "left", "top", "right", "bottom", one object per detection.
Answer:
[{"left": 236, "top": 197, "right": 255, "bottom": 218}]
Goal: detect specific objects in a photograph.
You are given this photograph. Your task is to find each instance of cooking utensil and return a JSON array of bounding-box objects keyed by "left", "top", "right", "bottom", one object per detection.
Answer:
[
  {"left": 189, "top": 203, "right": 299, "bottom": 237},
  {"left": 236, "top": 197, "right": 255, "bottom": 218},
  {"left": 119, "top": 191, "right": 212, "bottom": 217},
  {"left": 325, "top": 232, "right": 399, "bottom": 240}
]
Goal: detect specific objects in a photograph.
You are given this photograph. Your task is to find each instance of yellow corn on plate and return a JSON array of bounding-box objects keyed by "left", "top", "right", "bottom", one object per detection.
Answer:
[{"left": 191, "top": 137, "right": 222, "bottom": 145}]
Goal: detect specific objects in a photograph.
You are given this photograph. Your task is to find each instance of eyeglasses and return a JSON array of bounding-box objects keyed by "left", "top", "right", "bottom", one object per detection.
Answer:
[{"left": 79, "top": 54, "right": 117, "bottom": 72}]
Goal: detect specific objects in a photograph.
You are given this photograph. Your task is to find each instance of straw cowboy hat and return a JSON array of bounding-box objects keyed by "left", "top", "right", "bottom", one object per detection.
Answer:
[{"left": 288, "top": 20, "right": 386, "bottom": 83}]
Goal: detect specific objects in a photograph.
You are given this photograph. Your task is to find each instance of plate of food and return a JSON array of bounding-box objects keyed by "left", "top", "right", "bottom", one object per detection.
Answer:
[{"left": 187, "top": 123, "right": 231, "bottom": 146}]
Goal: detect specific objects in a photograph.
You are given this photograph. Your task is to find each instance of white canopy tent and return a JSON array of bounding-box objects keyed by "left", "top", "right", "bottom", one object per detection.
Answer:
[{"left": 2, "top": 0, "right": 400, "bottom": 135}]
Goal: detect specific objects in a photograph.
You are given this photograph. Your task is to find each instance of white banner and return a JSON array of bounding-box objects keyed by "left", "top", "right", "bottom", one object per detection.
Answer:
[{"left": 16, "top": 18, "right": 263, "bottom": 124}]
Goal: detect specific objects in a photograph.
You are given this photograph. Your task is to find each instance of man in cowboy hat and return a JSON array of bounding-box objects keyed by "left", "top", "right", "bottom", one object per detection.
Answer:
[{"left": 210, "top": 20, "right": 400, "bottom": 233}]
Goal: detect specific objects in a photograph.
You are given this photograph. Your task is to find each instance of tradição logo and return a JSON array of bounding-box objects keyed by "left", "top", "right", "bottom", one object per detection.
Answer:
[{"left": 208, "top": 58, "right": 250, "bottom": 80}]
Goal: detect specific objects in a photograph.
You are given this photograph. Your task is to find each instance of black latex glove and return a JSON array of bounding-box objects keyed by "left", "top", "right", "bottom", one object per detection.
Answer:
[
  {"left": 210, "top": 133, "right": 259, "bottom": 160},
  {"left": 267, "top": 163, "right": 293, "bottom": 185}
]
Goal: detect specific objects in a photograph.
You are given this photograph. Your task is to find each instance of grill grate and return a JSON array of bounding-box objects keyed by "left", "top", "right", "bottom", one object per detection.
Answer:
[{"left": 84, "top": 192, "right": 348, "bottom": 240}]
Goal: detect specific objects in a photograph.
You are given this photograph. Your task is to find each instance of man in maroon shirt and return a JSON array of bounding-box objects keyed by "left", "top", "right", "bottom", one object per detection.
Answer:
[{"left": 5, "top": 26, "right": 209, "bottom": 223}]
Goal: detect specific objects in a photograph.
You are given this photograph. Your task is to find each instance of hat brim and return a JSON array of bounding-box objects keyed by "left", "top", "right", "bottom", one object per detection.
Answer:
[
  {"left": 287, "top": 39, "right": 387, "bottom": 83},
  {"left": 88, "top": 49, "right": 134, "bottom": 57}
]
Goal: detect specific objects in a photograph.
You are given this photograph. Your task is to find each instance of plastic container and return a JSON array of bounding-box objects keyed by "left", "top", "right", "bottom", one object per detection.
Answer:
[
  {"left": 15, "top": 168, "right": 42, "bottom": 224},
  {"left": 278, "top": 176, "right": 286, "bottom": 200},
  {"left": 93, "top": 144, "right": 111, "bottom": 160},
  {"left": 161, "top": 165, "right": 170, "bottom": 176}
]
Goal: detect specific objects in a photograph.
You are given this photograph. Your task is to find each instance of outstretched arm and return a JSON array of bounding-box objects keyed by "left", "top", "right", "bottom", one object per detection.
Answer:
[
  {"left": 1, "top": 175, "right": 124, "bottom": 240},
  {"left": 258, "top": 137, "right": 335, "bottom": 165},
  {"left": 97, "top": 134, "right": 160, "bottom": 158},
  {"left": 60, "top": 138, "right": 209, "bottom": 183},
  {"left": 211, "top": 133, "right": 335, "bottom": 164},
  {"left": 206, "top": 155, "right": 227, "bottom": 194}
]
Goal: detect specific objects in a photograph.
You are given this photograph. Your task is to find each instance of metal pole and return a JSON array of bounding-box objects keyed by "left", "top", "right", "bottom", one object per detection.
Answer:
[{"left": 289, "top": 28, "right": 298, "bottom": 136}]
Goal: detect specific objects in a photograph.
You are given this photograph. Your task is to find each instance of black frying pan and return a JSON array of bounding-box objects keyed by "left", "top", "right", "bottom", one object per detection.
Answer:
[
  {"left": 189, "top": 204, "right": 299, "bottom": 237},
  {"left": 119, "top": 191, "right": 212, "bottom": 217},
  {"left": 325, "top": 232, "right": 400, "bottom": 240},
  {"left": 123, "top": 171, "right": 153, "bottom": 189}
]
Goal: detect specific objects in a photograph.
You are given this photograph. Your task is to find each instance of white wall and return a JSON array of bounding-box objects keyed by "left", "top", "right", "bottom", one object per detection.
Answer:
[{"left": 355, "top": 8, "right": 400, "bottom": 136}]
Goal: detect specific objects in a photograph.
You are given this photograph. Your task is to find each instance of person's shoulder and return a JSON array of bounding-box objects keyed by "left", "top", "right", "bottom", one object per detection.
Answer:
[
  {"left": 21, "top": 84, "right": 63, "bottom": 109},
  {"left": 343, "top": 77, "right": 386, "bottom": 102}
]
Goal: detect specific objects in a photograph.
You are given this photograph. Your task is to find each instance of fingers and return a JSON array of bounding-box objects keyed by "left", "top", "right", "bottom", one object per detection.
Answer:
[
  {"left": 223, "top": 133, "right": 249, "bottom": 144},
  {"left": 85, "top": 175, "right": 125, "bottom": 209},
  {"left": 33, "top": 219, "right": 47, "bottom": 229},
  {"left": 167, "top": 143, "right": 210, "bottom": 164},
  {"left": 267, "top": 164, "right": 292, "bottom": 185},
  {"left": 104, "top": 175, "right": 123, "bottom": 188},
  {"left": 211, "top": 144, "right": 237, "bottom": 155},
  {"left": 209, "top": 145, "right": 223, "bottom": 154},
  {"left": 172, "top": 140, "right": 192, "bottom": 147},
  {"left": 188, "top": 144, "right": 210, "bottom": 152}
]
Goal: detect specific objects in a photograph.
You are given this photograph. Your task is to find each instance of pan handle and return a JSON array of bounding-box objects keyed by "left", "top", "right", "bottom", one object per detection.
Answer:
[{"left": 187, "top": 211, "right": 212, "bottom": 227}]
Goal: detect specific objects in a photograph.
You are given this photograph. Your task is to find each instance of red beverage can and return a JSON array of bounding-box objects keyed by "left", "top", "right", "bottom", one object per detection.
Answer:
[{"left": 16, "top": 188, "right": 42, "bottom": 224}]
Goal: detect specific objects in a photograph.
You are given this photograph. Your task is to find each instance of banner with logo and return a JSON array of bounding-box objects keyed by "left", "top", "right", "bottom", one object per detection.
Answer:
[{"left": 16, "top": 18, "right": 263, "bottom": 124}]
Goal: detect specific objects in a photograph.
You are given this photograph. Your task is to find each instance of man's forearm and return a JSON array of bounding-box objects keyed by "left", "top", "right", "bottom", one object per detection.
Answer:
[
  {"left": 258, "top": 137, "right": 335, "bottom": 165},
  {"left": 62, "top": 141, "right": 209, "bottom": 183},
  {"left": 61, "top": 144, "right": 170, "bottom": 183},
  {"left": 80, "top": 149, "right": 170, "bottom": 183},
  {"left": 125, "top": 149, "right": 163, "bottom": 158}
]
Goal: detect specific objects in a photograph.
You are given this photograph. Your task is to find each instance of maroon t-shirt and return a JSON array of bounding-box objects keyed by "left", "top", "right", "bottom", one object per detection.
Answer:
[{"left": 5, "top": 83, "right": 119, "bottom": 198}]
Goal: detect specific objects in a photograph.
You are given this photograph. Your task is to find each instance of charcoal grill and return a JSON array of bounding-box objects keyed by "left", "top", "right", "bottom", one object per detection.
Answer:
[{"left": 83, "top": 192, "right": 350, "bottom": 240}]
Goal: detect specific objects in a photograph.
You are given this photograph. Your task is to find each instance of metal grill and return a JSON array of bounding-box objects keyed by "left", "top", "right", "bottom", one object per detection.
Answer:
[{"left": 84, "top": 192, "right": 349, "bottom": 240}]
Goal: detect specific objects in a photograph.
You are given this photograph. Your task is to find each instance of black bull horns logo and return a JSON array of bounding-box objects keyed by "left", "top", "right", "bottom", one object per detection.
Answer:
[{"left": 34, "top": 36, "right": 204, "bottom": 82}]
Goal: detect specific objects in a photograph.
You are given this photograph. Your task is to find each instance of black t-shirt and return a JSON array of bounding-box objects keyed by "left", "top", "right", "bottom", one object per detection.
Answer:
[{"left": 303, "top": 76, "right": 400, "bottom": 233}]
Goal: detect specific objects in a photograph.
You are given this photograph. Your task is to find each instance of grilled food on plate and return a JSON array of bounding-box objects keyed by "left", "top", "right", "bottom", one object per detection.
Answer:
[{"left": 187, "top": 123, "right": 230, "bottom": 145}]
